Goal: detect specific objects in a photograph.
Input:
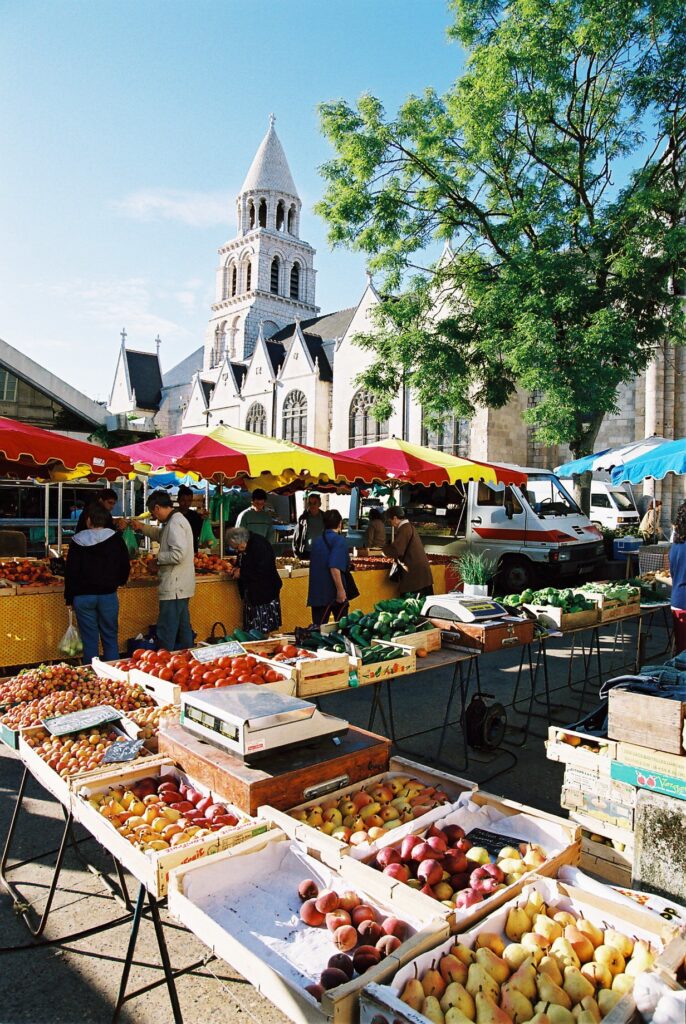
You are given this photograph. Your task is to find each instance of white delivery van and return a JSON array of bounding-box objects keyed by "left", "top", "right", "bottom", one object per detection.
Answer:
[
  {"left": 559, "top": 479, "right": 639, "bottom": 531},
  {"left": 402, "top": 468, "right": 606, "bottom": 591}
]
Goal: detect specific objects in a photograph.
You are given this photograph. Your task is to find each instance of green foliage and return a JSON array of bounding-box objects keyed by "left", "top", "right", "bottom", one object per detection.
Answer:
[
  {"left": 317, "top": 0, "right": 686, "bottom": 456},
  {"left": 452, "top": 549, "right": 497, "bottom": 584}
]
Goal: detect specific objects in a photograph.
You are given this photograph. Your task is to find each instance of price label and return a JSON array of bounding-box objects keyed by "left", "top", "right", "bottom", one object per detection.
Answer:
[
  {"left": 43, "top": 705, "right": 122, "bottom": 737},
  {"left": 190, "top": 641, "right": 246, "bottom": 663},
  {"left": 102, "top": 738, "right": 146, "bottom": 764},
  {"left": 343, "top": 636, "right": 362, "bottom": 659},
  {"left": 465, "top": 827, "right": 529, "bottom": 860}
]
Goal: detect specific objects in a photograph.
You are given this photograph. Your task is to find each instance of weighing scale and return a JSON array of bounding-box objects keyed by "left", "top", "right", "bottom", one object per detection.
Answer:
[
  {"left": 422, "top": 593, "right": 509, "bottom": 623},
  {"left": 180, "top": 684, "right": 349, "bottom": 762}
]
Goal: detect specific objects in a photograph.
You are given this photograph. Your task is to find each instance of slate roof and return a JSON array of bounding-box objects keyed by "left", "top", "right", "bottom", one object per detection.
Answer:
[
  {"left": 162, "top": 346, "right": 204, "bottom": 389},
  {"left": 240, "top": 120, "right": 298, "bottom": 198},
  {"left": 125, "top": 350, "right": 163, "bottom": 410},
  {"left": 268, "top": 308, "right": 355, "bottom": 382}
]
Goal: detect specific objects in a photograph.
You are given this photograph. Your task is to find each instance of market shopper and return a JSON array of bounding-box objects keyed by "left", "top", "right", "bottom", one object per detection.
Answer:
[
  {"left": 670, "top": 502, "right": 686, "bottom": 654},
  {"left": 307, "top": 509, "right": 354, "bottom": 626},
  {"left": 64, "top": 505, "right": 130, "bottom": 663},
  {"left": 225, "top": 526, "right": 283, "bottom": 633},
  {"left": 235, "top": 488, "right": 274, "bottom": 540},
  {"left": 74, "top": 488, "right": 119, "bottom": 534},
  {"left": 177, "top": 484, "right": 204, "bottom": 553},
  {"left": 131, "top": 490, "right": 196, "bottom": 651},
  {"left": 293, "top": 492, "right": 324, "bottom": 557},
  {"left": 639, "top": 499, "right": 664, "bottom": 542},
  {"left": 365, "top": 507, "right": 387, "bottom": 548},
  {"left": 383, "top": 507, "right": 434, "bottom": 597}
]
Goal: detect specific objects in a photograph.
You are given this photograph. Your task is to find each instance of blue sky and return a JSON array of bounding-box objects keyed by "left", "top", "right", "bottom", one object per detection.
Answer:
[{"left": 0, "top": 1, "right": 463, "bottom": 401}]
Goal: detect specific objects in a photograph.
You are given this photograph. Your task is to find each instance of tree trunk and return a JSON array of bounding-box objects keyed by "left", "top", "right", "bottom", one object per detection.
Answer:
[{"left": 568, "top": 413, "right": 605, "bottom": 519}]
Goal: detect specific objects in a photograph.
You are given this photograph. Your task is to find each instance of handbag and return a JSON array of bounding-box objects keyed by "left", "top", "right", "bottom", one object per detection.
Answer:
[
  {"left": 205, "top": 621, "right": 229, "bottom": 644},
  {"left": 322, "top": 532, "right": 359, "bottom": 600}
]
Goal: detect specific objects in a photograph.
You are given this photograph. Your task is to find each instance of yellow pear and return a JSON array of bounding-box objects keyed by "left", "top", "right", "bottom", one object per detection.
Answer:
[
  {"left": 476, "top": 933, "right": 506, "bottom": 956},
  {"left": 503, "top": 943, "right": 536, "bottom": 971},
  {"left": 506, "top": 908, "right": 533, "bottom": 942},
  {"left": 475, "top": 991, "right": 512, "bottom": 1024},
  {"left": 475, "top": 947, "right": 511, "bottom": 985},
  {"left": 597, "top": 990, "right": 622, "bottom": 1016},
  {"left": 610, "top": 975, "right": 634, "bottom": 995},
  {"left": 508, "top": 959, "right": 538, "bottom": 1001},
  {"left": 553, "top": 912, "right": 579, "bottom": 929},
  {"left": 401, "top": 968, "right": 425, "bottom": 1011},
  {"left": 446, "top": 1008, "right": 477, "bottom": 1024},
  {"left": 564, "top": 927, "right": 595, "bottom": 964},
  {"left": 529, "top": 1015, "right": 552, "bottom": 1024},
  {"left": 452, "top": 943, "right": 477, "bottom": 967},
  {"left": 575, "top": 919, "right": 604, "bottom": 949},
  {"left": 574, "top": 997, "right": 601, "bottom": 1023},
  {"left": 424, "top": 962, "right": 448, "bottom": 998},
  {"left": 539, "top": 956, "right": 564, "bottom": 986},
  {"left": 538, "top": 1002, "right": 575, "bottom": 1024},
  {"left": 523, "top": 932, "right": 550, "bottom": 955},
  {"left": 593, "top": 945, "right": 625, "bottom": 977},
  {"left": 500, "top": 983, "right": 534, "bottom": 1023},
  {"left": 576, "top": 1012, "right": 599, "bottom": 1024},
  {"left": 551, "top": 938, "right": 581, "bottom": 969},
  {"left": 466, "top": 963, "right": 500, "bottom": 1002},
  {"left": 538, "top": 974, "right": 573, "bottom": 1009},
  {"left": 602, "top": 930, "right": 633, "bottom": 959},
  {"left": 524, "top": 892, "right": 547, "bottom": 918},
  {"left": 536, "top": 916, "right": 563, "bottom": 942},
  {"left": 498, "top": 846, "right": 523, "bottom": 861},
  {"left": 441, "top": 982, "right": 476, "bottom": 1019},
  {"left": 563, "top": 967, "right": 595, "bottom": 1005},
  {"left": 422, "top": 995, "right": 446, "bottom": 1023},
  {"left": 440, "top": 954, "right": 468, "bottom": 986},
  {"left": 580, "top": 962, "right": 612, "bottom": 990},
  {"left": 625, "top": 941, "right": 654, "bottom": 977}
]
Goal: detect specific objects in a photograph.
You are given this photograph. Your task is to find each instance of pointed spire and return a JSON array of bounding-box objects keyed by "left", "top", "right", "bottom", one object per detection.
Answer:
[
  {"left": 120, "top": 327, "right": 127, "bottom": 347},
  {"left": 155, "top": 334, "right": 162, "bottom": 356},
  {"left": 240, "top": 116, "right": 299, "bottom": 198}
]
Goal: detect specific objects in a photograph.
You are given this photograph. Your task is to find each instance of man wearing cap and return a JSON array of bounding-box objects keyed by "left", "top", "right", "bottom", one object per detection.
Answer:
[{"left": 235, "top": 488, "right": 274, "bottom": 541}]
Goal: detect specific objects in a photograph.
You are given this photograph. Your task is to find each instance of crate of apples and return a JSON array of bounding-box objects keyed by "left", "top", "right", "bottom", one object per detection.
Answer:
[
  {"left": 0, "top": 558, "right": 60, "bottom": 585},
  {"left": 117, "top": 647, "right": 288, "bottom": 692},
  {"left": 194, "top": 553, "right": 233, "bottom": 574}
]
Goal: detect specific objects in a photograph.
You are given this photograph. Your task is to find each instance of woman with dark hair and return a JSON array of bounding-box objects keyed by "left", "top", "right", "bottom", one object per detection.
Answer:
[
  {"left": 669, "top": 502, "right": 686, "bottom": 653},
  {"left": 307, "top": 509, "right": 353, "bottom": 625}
]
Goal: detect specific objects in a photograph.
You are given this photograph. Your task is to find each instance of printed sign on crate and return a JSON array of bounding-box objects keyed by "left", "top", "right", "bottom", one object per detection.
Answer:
[
  {"left": 190, "top": 642, "right": 246, "bottom": 663},
  {"left": 43, "top": 705, "right": 122, "bottom": 737}
]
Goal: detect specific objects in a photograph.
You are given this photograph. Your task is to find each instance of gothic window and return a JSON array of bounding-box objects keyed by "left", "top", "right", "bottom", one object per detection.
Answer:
[
  {"left": 258, "top": 199, "right": 267, "bottom": 228},
  {"left": 0, "top": 369, "right": 18, "bottom": 402},
  {"left": 212, "top": 324, "right": 226, "bottom": 368},
  {"left": 287, "top": 205, "right": 296, "bottom": 234},
  {"left": 245, "top": 261, "right": 252, "bottom": 291},
  {"left": 231, "top": 265, "right": 237, "bottom": 297},
  {"left": 422, "top": 412, "right": 470, "bottom": 457},
  {"left": 246, "top": 402, "right": 267, "bottom": 435},
  {"left": 290, "top": 263, "right": 300, "bottom": 300},
  {"left": 270, "top": 256, "right": 280, "bottom": 294},
  {"left": 276, "top": 200, "right": 285, "bottom": 232},
  {"left": 348, "top": 389, "right": 389, "bottom": 448},
  {"left": 248, "top": 200, "right": 255, "bottom": 229},
  {"left": 282, "top": 390, "right": 307, "bottom": 444}
]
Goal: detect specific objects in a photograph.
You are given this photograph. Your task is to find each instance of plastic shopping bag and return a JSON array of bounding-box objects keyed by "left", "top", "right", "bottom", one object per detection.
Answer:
[
  {"left": 122, "top": 525, "right": 140, "bottom": 558},
  {"left": 199, "top": 517, "right": 217, "bottom": 548},
  {"left": 59, "top": 609, "right": 84, "bottom": 657}
]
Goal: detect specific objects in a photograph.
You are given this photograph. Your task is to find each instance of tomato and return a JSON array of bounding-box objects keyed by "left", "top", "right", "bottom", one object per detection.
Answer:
[
  {"left": 132, "top": 648, "right": 148, "bottom": 661},
  {"left": 157, "top": 649, "right": 170, "bottom": 658},
  {"left": 265, "top": 670, "right": 281, "bottom": 682},
  {"left": 173, "top": 669, "right": 190, "bottom": 686},
  {"left": 232, "top": 658, "right": 248, "bottom": 673},
  {"left": 213, "top": 677, "right": 228, "bottom": 687},
  {"left": 200, "top": 683, "right": 214, "bottom": 689},
  {"left": 217, "top": 657, "right": 232, "bottom": 669},
  {"left": 158, "top": 667, "right": 174, "bottom": 681},
  {"left": 237, "top": 673, "right": 253, "bottom": 683},
  {"left": 169, "top": 655, "right": 187, "bottom": 671},
  {"left": 282, "top": 645, "right": 298, "bottom": 658},
  {"left": 244, "top": 656, "right": 257, "bottom": 669}
]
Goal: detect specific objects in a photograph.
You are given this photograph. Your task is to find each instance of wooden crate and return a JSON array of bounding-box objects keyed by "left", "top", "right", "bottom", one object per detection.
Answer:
[
  {"left": 253, "top": 651, "right": 351, "bottom": 698},
  {"left": 167, "top": 829, "right": 449, "bottom": 1024},
  {"left": 524, "top": 603, "right": 598, "bottom": 631},
  {"left": 579, "top": 831, "right": 634, "bottom": 885},
  {"left": 545, "top": 725, "right": 616, "bottom": 772},
  {"left": 71, "top": 760, "right": 267, "bottom": 898},
  {"left": 615, "top": 741, "right": 686, "bottom": 781},
  {"left": 351, "top": 643, "right": 416, "bottom": 686},
  {"left": 392, "top": 626, "right": 442, "bottom": 652},
  {"left": 609, "top": 686, "right": 686, "bottom": 755},
  {"left": 562, "top": 765, "right": 636, "bottom": 830},
  {"left": 337, "top": 790, "right": 580, "bottom": 933},
  {"left": 260, "top": 756, "right": 476, "bottom": 867},
  {"left": 569, "top": 808, "right": 634, "bottom": 848}
]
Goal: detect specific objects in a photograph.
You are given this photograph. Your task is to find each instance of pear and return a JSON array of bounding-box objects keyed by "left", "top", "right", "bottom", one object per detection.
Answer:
[
  {"left": 498, "top": 846, "right": 522, "bottom": 861},
  {"left": 553, "top": 912, "right": 578, "bottom": 929},
  {"left": 529, "top": 1015, "right": 552, "bottom": 1024},
  {"left": 476, "top": 933, "right": 506, "bottom": 956},
  {"left": 625, "top": 941, "right": 654, "bottom": 977},
  {"left": 593, "top": 945, "right": 625, "bottom": 977},
  {"left": 563, "top": 966, "right": 595, "bottom": 1005},
  {"left": 524, "top": 893, "right": 547, "bottom": 919},
  {"left": 575, "top": 919, "right": 604, "bottom": 949},
  {"left": 500, "top": 983, "right": 534, "bottom": 1023},
  {"left": 499, "top": 858, "right": 527, "bottom": 876},
  {"left": 550, "top": 938, "right": 581, "bottom": 970},
  {"left": 507, "top": 959, "right": 538, "bottom": 1001},
  {"left": 539, "top": 956, "right": 564, "bottom": 985},
  {"left": 446, "top": 1008, "right": 477, "bottom": 1024},
  {"left": 597, "top": 990, "right": 622, "bottom": 1016},
  {"left": 452, "top": 943, "right": 477, "bottom": 967},
  {"left": 575, "top": 996, "right": 601, "bottom": 1022},
  {"left": 610, "top": 974, "right": 634, "bottom": 995},
  {"left": 506, "top": 908, "right": 533, "bottom": 942},
  {"left": 466, "top": 963, "right": 500, "bottom": 1002},
  {"left": 538, "top": 973, "right": 572, "bottom": 1010},
  {"left": 401, "top": 966, "right": 425, "bottom": 1011},
  {"left": 536, "top": 915, "right": 563, "bottom": 942},
  {"left": 440, "top": 954, "right": 469, "bottom": 985},
  {"left": 440, "top": 982, "right": 476, "bottom": 1019},
  {"left": 475, "top": 991, "right": 512, "bottom": 1024},
  {"left": 576, "top": 1012, "right": 598, "bottom": 1024},
  {"left": 580, "top": 962, "right": 612, "bottom": 990},
  {"left": 538, "top": 1001, "right": 575, "bottom": 1024},
  {"left": 564, "top": 927, "right": 595, "bottom": 964},
  {"left": 503, "top": 943, "right": 535, "bottom": 970},
  {"left": 423, "top": 995, "right": 447, "bottom": 1023},
  {"left": 475, "top": 947, "right": 511, "bottom": 985},
  {"left": 602, "top": 930, "right": 633, "bottom": 959},
  {"left": 522, "top": 932, "right": 550, "bottom": 955},
  {"left": 424, "top": 961, "right": 448, "bottom": 998}
]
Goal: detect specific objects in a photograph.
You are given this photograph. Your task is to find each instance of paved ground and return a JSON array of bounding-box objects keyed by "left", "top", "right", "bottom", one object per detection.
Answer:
[{"left": 0, "top": 608, "right": 672, "bottom": 1024}]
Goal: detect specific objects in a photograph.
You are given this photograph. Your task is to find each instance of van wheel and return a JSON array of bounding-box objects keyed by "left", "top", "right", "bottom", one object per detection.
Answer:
[{"left": 497, "top": 557, "right": 534, "bottom": 593}]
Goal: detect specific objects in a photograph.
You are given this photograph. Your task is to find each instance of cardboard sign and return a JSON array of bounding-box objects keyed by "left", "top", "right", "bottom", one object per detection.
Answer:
[
  {"left": 102, "top": 738, "right": 146, "bottom": 764},
  {"left": 43, "top": 705, "right": 122, "bottom": 737},
  {"left": 465, "top": 826, "right": 529, "bottom": 859},
  {"left": 191, "top": 641, "right": 246, "bottom": 663}
]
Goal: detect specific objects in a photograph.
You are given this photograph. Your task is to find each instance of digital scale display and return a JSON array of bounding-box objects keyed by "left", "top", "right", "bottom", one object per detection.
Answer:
[{"left": 183, "top": 704, "right": 239, "bottom": 743}]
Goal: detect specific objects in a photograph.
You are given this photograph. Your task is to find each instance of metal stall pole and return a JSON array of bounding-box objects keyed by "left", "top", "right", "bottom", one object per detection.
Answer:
[
  {"left": 218, "top": 475, "right": 224, "bottom": 558},
  {"left": 44, "top": 482, "right": 50, "bottom": 556},
  {"left": 56, "top": 481, "right": 63, "bottom": 552},
  {"left": 142, "top": 478, "right": 150, "bottom": 552}
]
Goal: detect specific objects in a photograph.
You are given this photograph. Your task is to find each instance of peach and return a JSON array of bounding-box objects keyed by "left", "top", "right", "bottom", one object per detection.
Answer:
[
  {"left": 332, "top": 925, "right": 358, "bottom": 952},
  {"left": 338, "top": 890, "right": 361, "bottom": 912},
  {"left": 326, "top": 910, "right": 351, "bottom": 932},
  {"left": 315, "top": 890, "right": 340, "bottom": 914},
  {"left": 300, "top": 899, "right": 325, "bottom": 927},
  {"left": 353, "top": 945, "right": 382, "bottom": 973},
  {"left": 351, "top": 905, "right": 376, "bottom": 927},
  {"left": 297, "top": 879, "right": 319, "bottom": 901},
  {"left": 357, "top": 919, "right": 383, "bottom": 944},
  {"left": 376, "top": 934, "right": 401, "bottom": 956},
  {"left": 320, "top": 967, "right": 349, "bottom": 990},
  {"left": 382, "top": 917, "right": 408, "bottom": 940},
  {"left": 327, "top": 953, "right": 354, "bottom": 979}
]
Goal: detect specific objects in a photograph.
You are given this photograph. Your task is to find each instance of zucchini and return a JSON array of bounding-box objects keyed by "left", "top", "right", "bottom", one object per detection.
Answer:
[{"left": 233, "top": 628, "right": 252, "bottom": 642}]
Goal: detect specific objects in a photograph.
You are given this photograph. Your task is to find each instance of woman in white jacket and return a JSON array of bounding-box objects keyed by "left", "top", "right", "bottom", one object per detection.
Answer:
[{"left": 132, "top": 490, "right": 196, "bottom": 650}]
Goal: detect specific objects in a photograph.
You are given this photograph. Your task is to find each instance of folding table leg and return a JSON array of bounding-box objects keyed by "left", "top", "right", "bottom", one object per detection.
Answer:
[
  {"left": 112, "top": 883, "right": 146, "bottom": 1023},
  {"left": 435, "top": 660, "right": 467, "bottom": 771}
]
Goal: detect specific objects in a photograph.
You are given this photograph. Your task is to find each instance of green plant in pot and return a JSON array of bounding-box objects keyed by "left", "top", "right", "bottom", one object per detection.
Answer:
[{"left": 452, "top": 551, "right": 497, "bottom": 596}]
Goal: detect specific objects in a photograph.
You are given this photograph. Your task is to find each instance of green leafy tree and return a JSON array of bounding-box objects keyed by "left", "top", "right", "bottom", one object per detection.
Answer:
[{"left": 317, "top": 0, "right": 686, "bottom": 479}]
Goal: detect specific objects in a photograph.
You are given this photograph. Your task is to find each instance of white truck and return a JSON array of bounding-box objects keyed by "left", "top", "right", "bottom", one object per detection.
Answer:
[
  {"left": 400, "top": 468, "right": 606, "bottom": 591},
  {"left": 559, "top": 479, "right": 639, "bottom": 531}
]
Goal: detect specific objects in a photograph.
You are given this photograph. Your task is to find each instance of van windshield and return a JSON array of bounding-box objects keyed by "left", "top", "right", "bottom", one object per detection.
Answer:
[
  {"left": 611, "top": 490, "right": 636, "bottom": 512},
  {"left": 523, "top": 474, "right": 582, "bottom": 517}
]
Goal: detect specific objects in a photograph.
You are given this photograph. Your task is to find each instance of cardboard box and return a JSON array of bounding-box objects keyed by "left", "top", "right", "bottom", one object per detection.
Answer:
[
  {"left": 616, "top": 742, "right": 686, "bottom": 781},
  {"left": 569, "top": 808, "right": 634, "bottom": 848},
  {"left": 167, "top": 829, "right": 449, "bottom": 1024},
  {"left": 562, "top": 766, "right": 636, "bottom": 829},
  {"left": 612, "top": 760, "right": 686, "bottom": 802}
]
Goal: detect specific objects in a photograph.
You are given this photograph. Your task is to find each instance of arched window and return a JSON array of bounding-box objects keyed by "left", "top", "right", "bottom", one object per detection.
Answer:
[
  {"left": 270, "top": 256, "right": 280, "bottom": 294},
  {"left": 276, "top": 200, "right": 285, "bottom": 232},
  {"left": 348, "top": 389, "right": 389, "bottom": 448},
  {"left": 245, "top": 260, "right": 252, "bottom": 292},
  {"left": 258, "top": 199, "right": 267, "bottom": 228},
  {"left": 422, "top": 412, "right": 470, "bottom": 457},
  {"left": 231, "top": 265, "right": 237, "bottom": 297},
  {"left": 248, "top": 200, "right": 255, "bottom": 229},
  {"left": 290, "top": 263, "right": 300, "bottom": 300},
  {"left": 212, "top": 323, "right": 226, "bottom": 368},
  {"left": 246, "top": 402, "right": 267, "bottom": 435},
  {"left": 287, "top": 205, "right": 296, "bottom": 234},
  {"left": 222, "top": 264, "right": 230, "bottom": 299},
  {"left": 282, "top": 390, "right": 307, "bottom": 444}
]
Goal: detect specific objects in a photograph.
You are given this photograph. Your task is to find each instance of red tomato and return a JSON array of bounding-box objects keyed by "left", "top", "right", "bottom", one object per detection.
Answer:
[
  {"left": 237, "top": 673, "right": 253, "bottom": 683},
  {"left": 244, "top": 656, "right": 257, "bottom": 669},
  {"left": 265, "top": 670, "right": 281, "bottom": 682},
  {"left": 232, "top": 658, "right": 248, "bottom": 673},
  {"left": 282, "top": 645, "right": 298, "bottom": 658},
  {"left": 217, "top": 657, "right": 232, "bottom": 669},
  {"left": 173, "top": 669, "right": 189, "bottom": 685},
  {"left": 158, "top": 667, "right": 174, "bottom": 681},
  {"left": 213, "top": 678, "right": 228, "bottom": 687}
]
